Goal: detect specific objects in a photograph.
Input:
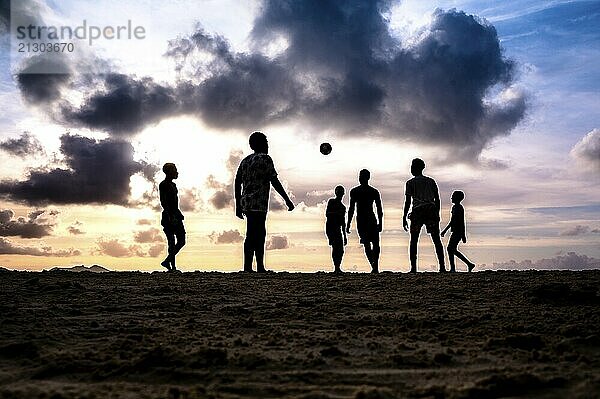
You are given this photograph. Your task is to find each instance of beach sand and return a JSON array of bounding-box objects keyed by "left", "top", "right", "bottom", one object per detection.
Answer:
[{"left": 0, "top": 270, "right": 599, "bottom": 398}]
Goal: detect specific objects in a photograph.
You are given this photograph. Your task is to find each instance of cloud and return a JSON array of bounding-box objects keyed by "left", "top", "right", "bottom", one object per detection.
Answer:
[
  {"left": 60, "top": 74, "right": 180, "bottom": 137},
  {"left": 148, "top": 243, "right": 165, "bottom": 258},
  {"left": 0, "top": 132, "right": 44, "bottom": 157},
  {"left": 95, "top": 239, "right": 142, "bottom": 257},
  {"left": 0, "top": 134, "right": 156, "bottom": 206},
  {"left": 489, "top": 252, "right": 600, "bottom": 270},
  {"left": 97, "top": 236, "right": 164, "bottom": 258},
  {"left": 0, "top": 209, "right": 55, "bottom": 238},
  {"left": 266, "top": 234, "right": 289, "bottom": 250},
  {"left": 208, "top": 229, "right": 244, "bottom": 244},
  {"left": 67, "top": 226, "right": 84, "bottom": 235},
  {"left": 204, "top": 149, "right": 243, "bottom": 210},
  {"left": 571, "top": 128, "right": 600, "bottom": 171},
  {"left": 20, "top": 2, "right": 524, "bottom": 159},
  {"left": 133, "top": 228, "right": 163, "bottom": 243},
  {"left": 559, "top": 225, "right": 590, "bottom": 236},
  {"left": 136, "top": 218, "right": 153, "bottom": 225},
  {"left": 179, "top": 188, "right": 202, "bottom": 212},
  {"left": 0, "top": 237, "right": 81, "bottom": 257}
]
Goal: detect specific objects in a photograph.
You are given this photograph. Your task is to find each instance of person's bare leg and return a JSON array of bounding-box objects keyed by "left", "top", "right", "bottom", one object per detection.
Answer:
[
  {"left": 447, "top": 246, "right": 456, "bottom": 272},
  {"left": 431, "top": 233, "right": 446, "bottom": 272},
  {"left": 162, "top": 231, "right": 175, "bottom": 271},
  {"left": 363, "top": 243, "right": 373, "bottom": 270},
  {"left": 455, "top": 249, "right": 475, "bottom": 271},
  {"left": 409, "top": 232, "right": 419, "bottom": 272},
  {"left": 170, "top": 232, "right": 185, "bottom": 271},
  {"left": 371, "top": 239, "right": 380, "bottom": 273},
  {"left": 255, "top": 212, "right": 267, "bottom": 272}
]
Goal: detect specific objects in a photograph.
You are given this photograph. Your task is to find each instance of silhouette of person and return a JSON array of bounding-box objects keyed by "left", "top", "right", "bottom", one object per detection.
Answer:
[
  {"left": 235, "top": 132, "right": 295, "bottom": 272},
  {"left": 402, "top": 158, "right": 445, "bottom": 272},
  {"left": 159, "top": 163, "right": 185, "bottom": 272},
  {"left": 347, "top": 169, "right": 383, "bottom": 273},
  {"left": 441, "top": 191, "right": 476, "bottom": 272},
  {"left": 325, "top": 185, "right": 347, "bottom": 273}
]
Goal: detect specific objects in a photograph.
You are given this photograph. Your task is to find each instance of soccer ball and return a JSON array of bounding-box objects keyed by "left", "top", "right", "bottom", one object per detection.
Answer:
[{"left": 320, "top": 142, "right": 332, "bottom": 155}]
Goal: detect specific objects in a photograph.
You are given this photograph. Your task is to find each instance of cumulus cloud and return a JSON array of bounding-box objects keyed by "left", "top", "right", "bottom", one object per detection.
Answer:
[
  {"left": 559, "top": 225, "right": 590, "bottom": 236},
  {"left": 0, "top": 237, "right": 80, "bottom": 257},
  {"left": 0, "top": 132, "right": 44, "bottom": 157},
  {"left": 61, "top": 74, "right": 180, "bottom": 137},
  {"left": 133, "top": 228, "right": 163, "bottom": 243},
  {"left": 266, "top": 234, "right": 290, "bottom": 250},
  {"left": 179, "top": 188, "right": 202, "bottom": 212},
  {"left": 19, "top": 2, "right": 524, "bottom": 160},
  {"left": 148, "top": 243, "right": 165, "bottom": 257},
  {"left": 97, "top": 235, "right": 164, "bottom": 257},
  {"left": 571, "top": 128, "right": 600, "bottom": 171},
  {"left": 489, "top": 252, "right": 600, "bottom": 270},
  {"left": 0, "top": 209, "right": 55, "bottom": 238},
  {"left": 0, "top": 134, "right": 157, "bottom": 206},
  {"left": 208, "top": 229, "right": 244, "bottom": 244}
]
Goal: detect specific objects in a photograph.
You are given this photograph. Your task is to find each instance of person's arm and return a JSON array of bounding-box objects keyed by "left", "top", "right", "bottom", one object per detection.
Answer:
[
  {"left": 441, "top": 209, "right": 453, "bottom": 236},
  {"left": 462, "top": 208, "right": 467, "bottom": 243},
  {"left": 271, "top": 176, "right": 294, "bottom": 211},
  {"left": 433, "top": 182, "right": 441, "bottom": 213},
  {"left": 234, "top": 167, "right": 243, "bottom": 219},
  {"left": 342, "top": 210, "right": 348, "bottom": 245},
  {"left": 346, "top": 195, "right": 355, "bottom": 234},
  {"left": 402, "top": 194, "right": 411, "bottom": 232},
  {"left": 375, "top": 191, "right": 383, "bottom": 232}
]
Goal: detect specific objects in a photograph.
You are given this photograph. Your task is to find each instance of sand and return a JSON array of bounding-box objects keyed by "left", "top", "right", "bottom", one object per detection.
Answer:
[{"left": 0, "top": 270, "right": 599, "bottom": 398}]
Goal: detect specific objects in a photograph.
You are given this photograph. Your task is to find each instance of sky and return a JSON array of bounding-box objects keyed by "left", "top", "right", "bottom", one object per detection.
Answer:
[{"left": 0, "top": 0, "right": 598, "bottom": 272}]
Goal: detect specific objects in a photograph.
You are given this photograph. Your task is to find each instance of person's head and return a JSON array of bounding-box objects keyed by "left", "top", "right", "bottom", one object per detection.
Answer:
[
  {"left": 249, "top": 131, "right": 268, "bottom": 153},
  {"left": 359, "top": 169, "right": 370, "bottom": 185},
  {"left": 163, "top": 162, "right": 178, "bottom": 179},
  {"left": 451, "top": 190, "right": 465, "bottom": 204},
  {"left": 334, "top": 185, "right": 345, "bottom": 199},
  {"left": 410, "top": 158, "right": 425, "bottom": 176}
]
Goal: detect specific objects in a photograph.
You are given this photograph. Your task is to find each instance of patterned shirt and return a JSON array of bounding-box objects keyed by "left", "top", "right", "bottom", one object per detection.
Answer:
[{"left": 236, "top": 153, "right": 277, "bottom": 212}]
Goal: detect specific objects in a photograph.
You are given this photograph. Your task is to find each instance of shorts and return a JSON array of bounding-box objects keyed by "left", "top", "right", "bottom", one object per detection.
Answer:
[
  {"left": 357, "top": 215, "right": 379, "bottom": 244},
  {"left": 409, "top": 204, "right": 439, "bottom": 235}
]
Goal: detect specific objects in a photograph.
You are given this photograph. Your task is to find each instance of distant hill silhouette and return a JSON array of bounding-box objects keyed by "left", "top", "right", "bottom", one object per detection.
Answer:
[
  {"left": 49, "top": 265, "right": 109, "bottom": 273},
  {"left": 0, "top": 266, "right": 9, "bottom": 272}
]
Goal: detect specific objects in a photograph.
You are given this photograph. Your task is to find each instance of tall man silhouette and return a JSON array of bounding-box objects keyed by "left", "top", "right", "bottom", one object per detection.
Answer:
[
  {"left": 403, "top": 158, "right": 445, "bottom": 272},
  {"left": 235, "top": 132, "right": 295, "bottom": 272},
  {"left": 347, "top": 169, "right": 383, "bottom": 273}
]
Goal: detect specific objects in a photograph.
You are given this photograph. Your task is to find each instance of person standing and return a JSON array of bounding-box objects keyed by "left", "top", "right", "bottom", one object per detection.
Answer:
[
  {"left": 234, "top": 132, "right": 295, "bottom": 272},
  {"left": 402, "top": 158, "right": 445, "bottom": 272},
  {"left": 159, "top": 163, "right": 185, "bottom": 272},
  {"left": 347, "top": 169, "right": 383, "bottom": 273},
  {"left": 325, "top": 185, "right": 347, "bottom": 273}
]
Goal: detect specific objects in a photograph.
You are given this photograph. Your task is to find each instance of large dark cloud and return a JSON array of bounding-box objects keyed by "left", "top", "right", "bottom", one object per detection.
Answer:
[
  {"left": 0, "top": 209, "right": 55, "bottom": 238},
  {"left": 61, "top": 74, "right": 180, "bottom": 137},
  {"left": 16, "top": 1, "right": 525, "bottom": 159},
  {"left": 0, "top": 134, "right": 156, "bottom": 206},
  {"left": 0, "top": 132, "right": 44, "bottom": 157}
]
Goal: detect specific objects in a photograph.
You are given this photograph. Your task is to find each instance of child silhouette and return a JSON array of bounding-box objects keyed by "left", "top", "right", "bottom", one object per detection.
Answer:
[
  {"left": 325, "top": 185, "right": 347, "bottom": 273},
  {"left": 441, "top": 190, "right": 475, "bottom": 272}
]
